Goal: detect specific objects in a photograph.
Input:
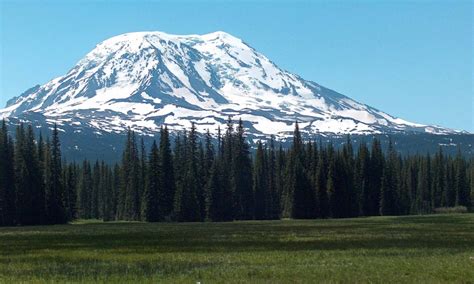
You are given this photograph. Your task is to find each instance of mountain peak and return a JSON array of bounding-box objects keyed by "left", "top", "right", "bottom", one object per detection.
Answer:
[
  {"left": 0, "top": 30, "right": 460, "bottom": 136},
  {"left": 95, "top": 30, "right": 241, "bottom": 46}
]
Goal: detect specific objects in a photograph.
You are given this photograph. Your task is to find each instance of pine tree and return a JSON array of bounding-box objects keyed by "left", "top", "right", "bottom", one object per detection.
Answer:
[
  {"left": 0, "top": 123, "right": 5, "bottom": 225},
  {"left": 266, "top": 137, "right": 279, "bottom": 219},
  {"left": 397, "top": 157, "right": 410, "bottom": 215},
  {"left": 316, "top": 145, "right": 329, "bottom": 218},
  {"left": 368, "top": 138, "right": 384, "bottom": 215},
  {"left": 454, "top": 148, "right": 471, "bottom": 208},
  {"left": 78, "top": 160, "right": 92, "bottom": 219},
  {"left": 158, "top": 126, "right": 175, "bottom": 220},
  {"left": 63, "top": 163, "right": 77, "bottom": 221},
  {"left": 415, "top": 155, "right": 431, "bottom": 213},
  {"left": 202, "top": 129, "right": 215, "bottom": 219},
  {"left": 327, "top": 153, "right": 337, "bottom": 217},
  {"left": 45, "top": 124, "right": 67, "bottom": 224},
  {"left": 196, "top": 141, "right": 207, "bottom": 218},
  {"left": 119, "top": 129, "right": 141, "bottom": 220},
  {"left": 101, "top": 164, "right": 117, "bottom": 221},
  {"left": 379, "top": 139, "right": 399, "bottom": 216},
  {"left": 139, "top": 137, "right": 147, "bottom": 211},
  {"left": 13, "top": 124, "right": 26, "bottom": 224},
  {"left": 175, "top": 123, "right": 202, "bottom": 222},
  {"left": 0, "top": 120, "right": 15, "bottom": 226},
  {"left": 307, "top": 141, "right": 320, "bottom": 218},
  {"left": 445, "top": 161, "right": 456, "bottom": 207},
  {"left": 206, "top": 159, "right": 225, "bottom": 221},
  {"left": 356, "top": 142, "right": 370, "bottom": 216},
  {"left": 219, "top": 118, "right": 235, "bottom": 220},
  {"left": 13, "top": 125, "right": 44, "bottom": 225},
  {"left": 91, "top": 161, "right": 100, "bottom": 219},
  {"left": 432, "top": 148, "right": 446, "bottom": 208},
  {"left": 342, "top": 136, "right": 356, "bottom": 217},
  {"left": 253, "top": 141, "right": 267, "bottom": 220},
  {"left": 142, "top": 140, "right": 160, "bottom": 222},
  {"left": 111, "top": 164, "right": 121, "bottom": 220},
  {"left": 406, "top": 158, "right": 418, "bottom": 213},
  {"left": 274, "top": 143, "right": 285, "bottom": 218},
  {"left": 204, "top": 130, "right": 215, "bottom": 177},
  {"left": 232, "top": 119, "right": 254, "bottom": 220},
  {"left": 284, "top": 122, "right": 314, "bottom": 219}
]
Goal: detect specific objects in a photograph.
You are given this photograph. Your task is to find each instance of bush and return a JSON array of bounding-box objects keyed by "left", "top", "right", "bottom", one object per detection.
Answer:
[{"left": 433, "top": 206, "right": 468, "bottom": 214}]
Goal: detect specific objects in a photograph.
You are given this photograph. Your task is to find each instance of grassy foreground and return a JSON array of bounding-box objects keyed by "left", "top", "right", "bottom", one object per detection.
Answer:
[{"left": 0, "top": 214, "right": 473, "bottom": 283}]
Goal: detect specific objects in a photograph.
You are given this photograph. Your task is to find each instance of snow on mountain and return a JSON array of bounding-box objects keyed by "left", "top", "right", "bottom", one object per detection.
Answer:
[{"left": 0, "top": 31, "right": 459, "bottom": 137}]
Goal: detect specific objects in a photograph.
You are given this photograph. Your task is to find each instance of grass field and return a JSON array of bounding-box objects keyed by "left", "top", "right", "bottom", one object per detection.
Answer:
[{"left": 0, "top": 214, "right": 473, "bottom": 283}]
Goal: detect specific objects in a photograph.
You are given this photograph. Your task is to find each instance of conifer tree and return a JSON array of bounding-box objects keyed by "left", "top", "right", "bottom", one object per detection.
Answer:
[
  {"left": 219, "top": 118, "right": 235, "bottom": 220},
  {"left": 45, "top": 124, "right": 66, "bottom": 224},
  {"left": 158, "top": 126, "right": 175, "bottom": 220},
  {"left": 196, "top": 141, "right": 207, "bottom": 218},
  {"left": 0, "top": 121, "right": 15, "bottom": 226},
  {"left": 284, "top": 122, "right": 314, "bottom": 219},
  {"left": 368, "top": 138, "right": 384, "bottom": 215},
  {"left": 316, "top": 146, "right": 329, "bottom": 218},
  {"left": 202, "top": 129, "right": 215, "bottom": 218},
  {"left": 139, "top": 137, "right": 147, "bottom": 209},
  {"left": 446, "top": 162, "right": 456, "bottom": 207},
  {"left": 78, "top": 160, "right": 92, "bottom": 219},
  {"left": 415, "top": 155, "right": 431, "bottom": 213},
  {"left": 379, "top": 139, "right": 399, "bottom": 216},
  {"left": 13, "top": 125, "right": 44, "bottom": 225},
  {"left": 327, "top": 153, "right": 337, "bottom": 217},
  {"left": 266, "top": 137, "right": 279, "bottom": 219},
  {"left": 175, "top": 123, "right": 202, "bottom": 222},
  {"left": 432, "top": 148, "right": 446, "bottom": 208},
  {"left": 274, "top": 143, "right": 286, "bottom": 218},
  {"left": 13, "top": 124, "right": 26, "bottom": 224},
  {"left": 64, "top": 163, "right": 77, "bottom": 221},
  {"left": 356, "top": 142, "right": 370, "bottom": 216},
  {"left": 455, "top": 148, "right": 471, "bottom": 208},
  {"left": 91, "top": 161, "right": 100, "bottom": 219},
  {"left": 206, "top": 159, "right": 225, "bottom": 221},
  {"left": 109, "top": 164, "right": 121, "bottom": 220},
  {"left": 232, "top": 119, "right": 254, "bottom": 220},
  {"left": 254, "top": 141, "right": 267, "bottom": 220},
  {"left": 142, "top": 140, "right": 160, "bottom": 222},
  {"left": 119, "top": 129, "right": 141, "bottom": 220},
  {"left": 342, "top": 136, "right": 356, "bottom": 217}
]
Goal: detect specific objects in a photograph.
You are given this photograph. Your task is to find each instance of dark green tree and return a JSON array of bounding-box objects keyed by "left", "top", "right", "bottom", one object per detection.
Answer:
[
  {"left": 253, "top": 141, "right": 267, "bottom": 220},
  {"left": 119, "top": 129, "right": 141, "bottom": 220},
  {"left": 63, "top": 163, "right": 77, "bottom": 221},
  {"left": 45, "top": 124, "right": 66, "bottom": 224},
  {"left": 232, "top": 119, "right": 254, "bottom": 220},
  {"left": 0, "top": 121, "right": 15, "bottom": 226},
  {"left": 379, "top": 139, "right": 399, "bottom": 216},
  {"left": 158, "top": 126, "right": 175, "bottom": 220},
  {"left": 142, "top": 141, "right": 160, "bottom": 222},
  {"left": 175, "top": 123, "right": 202, "bottom": 222},
  {"left": 368, "top": 138, "right": 384, "bottom": 215},
  {"left": 455, "top": 148, "right": 471, "bottom": 208}
]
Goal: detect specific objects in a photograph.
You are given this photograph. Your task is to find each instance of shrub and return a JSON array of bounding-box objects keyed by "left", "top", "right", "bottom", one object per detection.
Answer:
[{"left": 433, "top": 206, "right": 468, "bottom": 214}]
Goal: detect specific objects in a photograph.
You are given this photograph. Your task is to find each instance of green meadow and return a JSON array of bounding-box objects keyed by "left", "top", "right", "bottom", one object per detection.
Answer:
[{"left": 0, "top": 214, "right": 473, "bottom": 283}]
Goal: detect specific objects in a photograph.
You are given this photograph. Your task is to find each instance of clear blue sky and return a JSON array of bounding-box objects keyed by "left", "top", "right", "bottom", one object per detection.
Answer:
[{"left": 0, "top": 0, "right": 472, "bottom": 131}]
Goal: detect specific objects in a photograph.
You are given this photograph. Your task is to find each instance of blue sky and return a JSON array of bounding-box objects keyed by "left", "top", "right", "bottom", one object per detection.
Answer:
[{"left": 0, "top": 0, "right": 472, "bottom": 131}]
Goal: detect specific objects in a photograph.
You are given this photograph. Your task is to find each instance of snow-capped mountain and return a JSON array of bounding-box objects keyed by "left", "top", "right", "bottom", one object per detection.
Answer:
[{"left": 0, "top": 31, "right": 458, "bottom": 138}]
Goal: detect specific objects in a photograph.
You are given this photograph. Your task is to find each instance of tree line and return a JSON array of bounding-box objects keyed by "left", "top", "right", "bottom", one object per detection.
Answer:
[{"left": 0, "top": 119, "right": 472, "bottom": 226}]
